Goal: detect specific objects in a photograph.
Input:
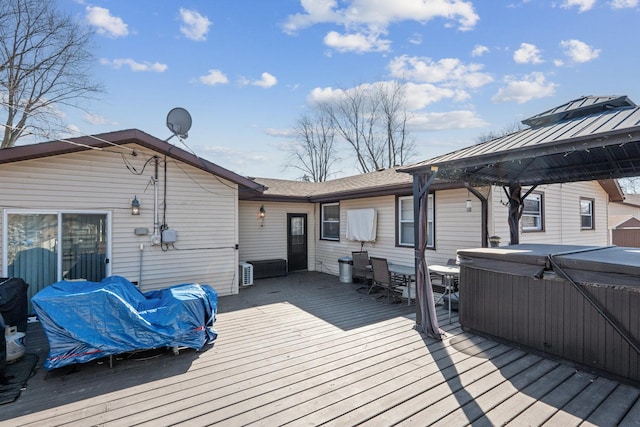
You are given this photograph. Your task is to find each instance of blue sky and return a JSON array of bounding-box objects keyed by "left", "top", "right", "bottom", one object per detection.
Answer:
[{"left": 55, "top": 0, "right": 640, "bottom": 179}]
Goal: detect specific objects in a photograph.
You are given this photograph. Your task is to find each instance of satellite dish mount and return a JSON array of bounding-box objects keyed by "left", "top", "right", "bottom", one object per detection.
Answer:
[{"left": 166, "top": 107, "right": 192, "bottom": 140}]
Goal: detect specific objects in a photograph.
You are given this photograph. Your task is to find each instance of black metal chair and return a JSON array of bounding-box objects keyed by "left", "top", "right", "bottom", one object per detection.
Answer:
[
  {"left": 369, "top": 257, "right": 404, "bottom": 303},
  {"left": 351, "top": 251, "right": 372, "bottom": 287}
]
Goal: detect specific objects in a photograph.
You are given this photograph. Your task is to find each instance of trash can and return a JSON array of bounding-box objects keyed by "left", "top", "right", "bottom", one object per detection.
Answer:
[{"left": 338, "top": 257, "right": 353, "bottom": 283}]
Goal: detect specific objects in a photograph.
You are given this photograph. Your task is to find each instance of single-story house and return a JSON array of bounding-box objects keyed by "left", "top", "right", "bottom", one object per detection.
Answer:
[
  {"left": 0, "top": 129, "right": 265, "bottom": 308},
  {"left": 239, "top": 168, "right": 622, "bottom": 278}
]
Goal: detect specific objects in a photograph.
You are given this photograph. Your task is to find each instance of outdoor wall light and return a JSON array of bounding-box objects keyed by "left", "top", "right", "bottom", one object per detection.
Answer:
[
  {"left": 131, "top": 196, "right": 141, "bottom": 215},
  {"left": 466, "top": 198, "right": 472, "bottom": 212},
  {"left": 259, "top": 205, "right": 266, "bottom": 227}
]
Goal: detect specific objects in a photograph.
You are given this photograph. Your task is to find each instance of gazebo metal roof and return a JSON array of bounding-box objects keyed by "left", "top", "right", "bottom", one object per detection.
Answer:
[{"left": 400, "top": 95, "right": 640, "bottom": 187}]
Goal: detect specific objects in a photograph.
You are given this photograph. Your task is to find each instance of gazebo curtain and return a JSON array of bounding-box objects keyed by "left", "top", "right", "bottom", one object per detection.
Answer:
[{"left": 413, "top": 172, "right": 444, "bottom": 339}]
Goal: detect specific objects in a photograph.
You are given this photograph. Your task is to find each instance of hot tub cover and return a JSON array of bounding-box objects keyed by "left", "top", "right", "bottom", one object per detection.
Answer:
[
  {"left": 32, "top": 276, "right": 218, "bottom": 370},
  {"left": 458, "top": 244, "right": 640, "bottom": 287}
]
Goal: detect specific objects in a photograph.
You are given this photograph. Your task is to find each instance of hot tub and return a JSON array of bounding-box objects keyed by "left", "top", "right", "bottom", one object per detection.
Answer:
[{"left": 457, "top": 244, "right": 640, "bottom": 383}]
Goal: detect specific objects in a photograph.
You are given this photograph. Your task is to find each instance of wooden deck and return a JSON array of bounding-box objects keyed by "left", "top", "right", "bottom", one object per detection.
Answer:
[{"left": 3, "top": 271, "right": 640, "bottom": 426}]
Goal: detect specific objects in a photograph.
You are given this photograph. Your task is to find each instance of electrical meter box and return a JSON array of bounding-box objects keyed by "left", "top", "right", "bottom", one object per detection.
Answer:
[{"left": 162, "top": 229, "right": 177, "bottom": 243}]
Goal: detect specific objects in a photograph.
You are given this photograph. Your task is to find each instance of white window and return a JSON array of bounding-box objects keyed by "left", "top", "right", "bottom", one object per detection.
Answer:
[
  {"left": 522, "top": 193, "right": 543, "bottom": 232},
  {"left": 581, "top": 198, "right": 594, "bottom": 230},
  {"left": 398, "top": 194, "right": 434, "bottom": 248},
  {"left": 321, "top": 203, "right": 340, "bottom": 240}
]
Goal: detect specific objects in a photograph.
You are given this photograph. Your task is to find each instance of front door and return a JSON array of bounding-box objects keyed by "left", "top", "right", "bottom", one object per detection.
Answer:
[{"left": 287, "top": 213, "right": 307, "bottom": 272}]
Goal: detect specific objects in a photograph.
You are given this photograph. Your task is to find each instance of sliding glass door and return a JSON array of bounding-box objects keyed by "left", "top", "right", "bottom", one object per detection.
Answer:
[{"left": 3, "top": 211, "right": 110, "bottom": 313}]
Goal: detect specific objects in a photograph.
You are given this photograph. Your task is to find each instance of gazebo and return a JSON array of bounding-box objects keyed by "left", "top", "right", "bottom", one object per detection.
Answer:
[{"left": 399, "top": 95, "right": 640, "bottom": 339}]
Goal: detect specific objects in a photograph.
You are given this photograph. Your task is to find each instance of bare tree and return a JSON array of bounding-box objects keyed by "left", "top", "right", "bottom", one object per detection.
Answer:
[
  {"left": 475, "top": 120, "right": 526, "bottom": 144},
  {"left": 286, "top": 111, "right": 338, "bottom": 182},
  {"left": 619, "top": 177, "right": 640, "bottom": 194},
  {"left": 377, "top": 80, "right": 415, "bottom": 167},
  {"left": 0, "top": 0, "right": 103, "bottom": 148},
  {"left": 320, "top": 82, "right": 415, "bottom": 173}
]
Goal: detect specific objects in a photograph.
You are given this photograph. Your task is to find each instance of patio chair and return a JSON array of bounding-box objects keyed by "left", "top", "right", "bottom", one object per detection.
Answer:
[
  {"left": 351, "top": 251, "right": 372, "bottom": 288},
  {"left": 369, "top": 257, "right": 404, "bottom": 303}
]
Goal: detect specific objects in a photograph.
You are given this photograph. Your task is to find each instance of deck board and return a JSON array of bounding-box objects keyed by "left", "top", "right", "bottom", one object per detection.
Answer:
[{"left": 2, "top": 271, "right": 640, "bottom": 426}]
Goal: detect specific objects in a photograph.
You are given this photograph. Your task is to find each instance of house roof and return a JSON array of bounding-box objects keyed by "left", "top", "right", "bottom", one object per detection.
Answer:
[
  {"left": 244, "top": 167, "right": 420, "bottom": 202},
  {"left": 0, "top": 129, "right": 266, "bottom": 193},
  {"left": 622, "top": 193, "right": 640, "bottom": 207},
  {"left": 612, "top": 216, "right": 640, "bottom": 229},
  {"left": 399, "top": 95, "right": 640, "bottom": 188}
]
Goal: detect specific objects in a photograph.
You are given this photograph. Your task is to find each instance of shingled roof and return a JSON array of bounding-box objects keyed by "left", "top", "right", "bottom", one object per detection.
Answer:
[{"left": 243, "top": 167, "right": 433, "bottom": 202}]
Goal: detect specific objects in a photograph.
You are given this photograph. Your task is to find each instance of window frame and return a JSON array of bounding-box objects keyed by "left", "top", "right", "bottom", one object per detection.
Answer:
[
  {"left": 396, "top": 193, "right": 435, "bottom": 249},
  {"left": 320, "top": 202, "right": 340, "bottom": 241},
  {"left": 580, "top": 198, "right": 595, "bottom": 230},
  {"left": 521, "top": 192, "right": 544, "bottom": 232}
]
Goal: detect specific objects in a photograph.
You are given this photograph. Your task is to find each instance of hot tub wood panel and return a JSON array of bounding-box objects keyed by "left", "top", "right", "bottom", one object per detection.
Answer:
[{"left": 460, "top": 265, "right": 640, "bottom": 383}]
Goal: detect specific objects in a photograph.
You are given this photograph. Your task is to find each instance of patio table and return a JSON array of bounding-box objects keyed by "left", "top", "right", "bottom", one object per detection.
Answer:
[
  {"left": 388, "top": 263, "right": 415, "bottom": 306},
  {"left": 428, "top": 264, "right": 460, "bottom": 323}
]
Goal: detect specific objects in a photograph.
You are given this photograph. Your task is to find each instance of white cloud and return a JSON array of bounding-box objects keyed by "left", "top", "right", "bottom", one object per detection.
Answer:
[
  {"left": 83, "top": 113, "right": 111, "bottom": 125},
  {"left": 307, "top": 81, "right": 467, "bottom": 112},
  {"left": 388, "top": 55, "right": 494, "bottom": 89},
  {"left": 100, "top": 58, "right": 167, "bottom": 72},
  {"left": 409, "top": 110, "right": 488, "bottom": 131},
  {"left": 409, "top": 33, "right": 423, "bottom": 45},
  {"left": 86, "top": 6, "right": 128, "bottom": 38},
  {"left": 559, "top": 39, "right": 601, "bottom": 63},
  {"left": 252, "top": 72, "right": 278, "bottom": 88},
  {"left": 611, "top": 0, "right": 639, "bottom": 8},
  {"left": 199, "top": 69, "right": 229, "bottom": 86},
  {"left": 492, "top": 72, "right": 557, "bottom": 103},
  {"left": 282, "top": 0, "right": 480, "bottom": 49},
  {"left": 323, "top": 30, "right": 391, "bottom": 53},
  {"left": 513, "top": 43, "right": 543, "bottom": 64},
  {"left": 179, "top": 8, "right": 212, "bottom": 41},
  {"left": 265, "top": 128, "right": 296, "bottom": 138},
  {"left": 403, "top": 83, "right": 469, "bottom": 109},
  {"left": 560, "top": 0, "right": 596, "bottom": 12},
  {"left": 471, "top": 45, "right": 489, "bottom": 57}
]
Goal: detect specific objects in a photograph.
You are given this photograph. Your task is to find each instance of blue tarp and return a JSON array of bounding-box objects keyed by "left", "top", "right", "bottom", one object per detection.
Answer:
[{"left": 32, "top": 276, "right": 218, "bottom": 370}]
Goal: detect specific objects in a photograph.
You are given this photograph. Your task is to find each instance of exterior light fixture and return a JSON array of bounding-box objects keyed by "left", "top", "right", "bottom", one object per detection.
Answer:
[
  {"left": 259, "top": 205, "right": 266, "bottom": 227},
  {"left": 466, "top": 199, "right": 472, "bottom": 212},
  {"left": 131, "top": 196, "right": 140, "bottom": 215}
]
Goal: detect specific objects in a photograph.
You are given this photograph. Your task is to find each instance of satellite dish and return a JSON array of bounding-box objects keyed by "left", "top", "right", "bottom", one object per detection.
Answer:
[{"left": 166, "top": 107, "right": 192, "bottom": 139}]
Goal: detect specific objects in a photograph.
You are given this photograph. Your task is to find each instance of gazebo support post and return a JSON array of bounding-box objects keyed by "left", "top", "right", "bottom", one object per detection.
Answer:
[{"left": 412, "top": 169, "right": 444, "bottom": 339}]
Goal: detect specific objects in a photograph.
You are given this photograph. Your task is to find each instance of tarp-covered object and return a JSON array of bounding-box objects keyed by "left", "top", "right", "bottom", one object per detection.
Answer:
[{"left": 32, "top": 276, "right": 218, "bottom": 370}]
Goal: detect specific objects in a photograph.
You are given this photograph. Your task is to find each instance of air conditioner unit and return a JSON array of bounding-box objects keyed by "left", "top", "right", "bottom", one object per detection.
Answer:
[{"left": 239, "top": 262, "right": 254, "bottom": 286}]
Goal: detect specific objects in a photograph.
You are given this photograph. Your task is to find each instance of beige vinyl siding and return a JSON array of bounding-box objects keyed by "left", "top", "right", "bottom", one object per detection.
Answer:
[
  {"left": 312, "top": 190, "right": 482, "bottom": 275},
  {"left": 1, "top": 144, "right": 240, "bottom": 296},
  {"left": 238, "top": 201, "right": 316, "bottom": 269},
  {"left": 490, "top": 181, "right": 609, "bottom": 246},
  {"left": 431, "top": 188, "right": 483, "bottom": 264},
  {"left": 314, "top": 196, "right": 411, "bottom": 276}
]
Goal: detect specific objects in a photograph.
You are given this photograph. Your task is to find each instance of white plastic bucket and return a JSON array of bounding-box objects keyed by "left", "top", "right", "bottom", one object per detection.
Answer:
[{"left": 5, "top": 327, "right": 26, "bottom": 363}]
